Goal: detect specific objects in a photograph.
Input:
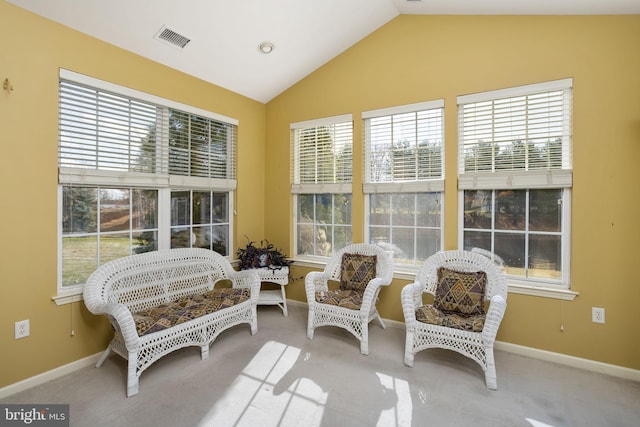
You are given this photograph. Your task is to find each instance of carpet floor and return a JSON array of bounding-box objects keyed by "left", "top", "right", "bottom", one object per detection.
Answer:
[{"left": 2, "top": 302, "right": 639, "bottom": 427}]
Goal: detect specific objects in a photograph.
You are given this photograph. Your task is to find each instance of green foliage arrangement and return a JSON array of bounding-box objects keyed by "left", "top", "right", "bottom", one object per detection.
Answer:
[{"left": 236, "top": 238, "right": 293, "bottom": 270}]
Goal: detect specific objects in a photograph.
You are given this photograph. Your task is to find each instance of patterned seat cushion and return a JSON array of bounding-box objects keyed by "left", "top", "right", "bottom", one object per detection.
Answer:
[
  {"left": 415, "top": 304, "right": 485, "bottom": 332},
  {"left": 133, "top": 288, "right": 250, "bottom": 336},
  {"left": 434, "top": 267, "right": 487, "bottom": 315},
  {"left": 315, "top": 289, "right": 364, "bottom": 310},
  {"left": 340, "top": 253, "right": 377, "bottom": 292}
]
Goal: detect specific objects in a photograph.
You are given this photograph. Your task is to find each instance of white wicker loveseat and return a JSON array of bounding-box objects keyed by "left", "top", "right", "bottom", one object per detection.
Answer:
[
  {"left": 401, "top": 250, "right": 507, "bottom": 389},
  {"left": 83, "top": 248, "right": 260, "bottom": 397}
]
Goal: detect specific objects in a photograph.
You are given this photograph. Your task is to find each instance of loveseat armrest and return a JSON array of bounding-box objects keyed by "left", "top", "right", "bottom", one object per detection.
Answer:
[
  {"left": 87, "top": 302, "right": 141, "bottom": 352},
  {"left": 227, "top": 269, "right": 261, "bottom": 303}
]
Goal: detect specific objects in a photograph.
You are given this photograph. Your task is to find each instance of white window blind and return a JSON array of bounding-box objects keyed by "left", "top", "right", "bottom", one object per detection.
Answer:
[
  {"left": 59, "top": 80, "right": 170, "bottom": 186},
  {"left": 291, "top": 114, "right": 353, "bottom": 194},
  {"left": 363, "top": 100, "right": 444, "bottom": 193},
  {"left": 58, "top": 69, "right": 237, "bottom": 191},
  {"left": 458, "top": 78, "right": 572, "bottom": 189},
  {"left": 167, "top": 110, "right": 237, "bottom": 190}
]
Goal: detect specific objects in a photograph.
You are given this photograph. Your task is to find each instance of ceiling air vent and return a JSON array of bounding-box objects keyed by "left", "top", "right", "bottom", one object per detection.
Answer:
[{"left": 155, "top": 26, "right": 191, "bottom": 49}]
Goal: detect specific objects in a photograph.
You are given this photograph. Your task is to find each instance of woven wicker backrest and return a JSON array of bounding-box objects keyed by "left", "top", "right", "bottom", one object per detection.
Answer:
[
  {"left": 415, "top": 250, "right": 507, "bottom": 302},
  {"left": 323, "top": 243, "right": 394, "bottom": 284},
  {"left": 85, "top": 248, "right": 234, "bottom": 314}
]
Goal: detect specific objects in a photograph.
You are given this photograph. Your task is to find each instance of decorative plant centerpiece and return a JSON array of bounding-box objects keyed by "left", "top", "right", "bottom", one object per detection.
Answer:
[{"left": 236, "top": 238, "right": 293, "bottom": 270}]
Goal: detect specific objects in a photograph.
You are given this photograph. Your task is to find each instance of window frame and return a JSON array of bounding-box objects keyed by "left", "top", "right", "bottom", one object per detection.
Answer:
[
  {"left": 362, "top": 100, "right": 445, "bottom": 274},
  {"left": 456, "top": 79, "right": 576, "bottom": 298},
  {"left": 56, "top": 69, "right": 237, "bottom": 301},
  {"left": 291, "top": 114, "right": 353, "bottom": 262}
]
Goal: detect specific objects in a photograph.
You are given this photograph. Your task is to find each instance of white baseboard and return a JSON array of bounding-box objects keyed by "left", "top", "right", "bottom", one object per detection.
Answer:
[
  {"left": 494, "top": 341, "right": 640, "bottom": 382},
  {"left": 0, "top": 353, "right": 102, "bottom": 399}
]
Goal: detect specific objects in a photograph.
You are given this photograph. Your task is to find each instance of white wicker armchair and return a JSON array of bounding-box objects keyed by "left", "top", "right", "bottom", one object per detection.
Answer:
[
  {"left": 402, "top": 250, "right": 507, "bottom": 389},
  {"left": 305, "top": 243, "right": 393, "bottom": 355}
]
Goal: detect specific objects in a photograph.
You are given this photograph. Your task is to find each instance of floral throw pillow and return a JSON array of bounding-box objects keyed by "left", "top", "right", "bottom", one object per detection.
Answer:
[
  {"left": 434, "top": 267, "right": 487, "bottom": 315},
  {"left": 340, "top": 253, "right": 377, "bottom": 292}
]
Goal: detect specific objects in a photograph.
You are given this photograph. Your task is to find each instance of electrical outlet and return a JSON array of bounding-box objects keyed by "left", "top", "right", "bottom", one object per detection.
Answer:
[
  {"left": 15, "top": 319, "right": 30, "bottom": 339},
  {"left": 592, "top": 307, "right": 605, "bottom": 324}
]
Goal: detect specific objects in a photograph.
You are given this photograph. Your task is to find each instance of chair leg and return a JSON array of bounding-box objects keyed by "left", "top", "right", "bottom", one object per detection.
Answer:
[
  {"left": 375, "top": 311, "right": 386, "bottom": 329},
  {"left": 404, "top": 331, "right": 415, "bottom": 367},
  {"left": 126, "top": 353, "right": 139, "bottom": 397},
  {"left": 484, "top": 346, "right": 497, "bottom": 390},
  {"left": 307, "top": 309, "right": 315, "bottom": 340},
  {"left": 96, "top": 347, "right": 112, "bottom": 367},
  {"left": 201, "top": 344, "right": 209, "bottom": 360},
  {"left": 359, "top": 320, "right": 370, "bottom": 355}
]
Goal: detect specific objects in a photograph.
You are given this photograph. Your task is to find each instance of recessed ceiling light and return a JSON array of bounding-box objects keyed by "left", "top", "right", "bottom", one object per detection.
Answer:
[{"left": 258, "top": 41, "right": 274, "bottom": 54}]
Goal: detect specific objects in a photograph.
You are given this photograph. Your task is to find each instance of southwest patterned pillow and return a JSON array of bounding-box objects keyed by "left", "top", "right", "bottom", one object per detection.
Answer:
[
  {"left": 340, "top": 253, "right": 377, "bottom": 292},
  {"left": 434, "top": 267, "right": 487, "bottom": 315}
]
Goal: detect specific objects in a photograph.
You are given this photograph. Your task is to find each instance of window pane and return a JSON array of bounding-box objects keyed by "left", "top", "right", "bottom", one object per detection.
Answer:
[
  {"left": 133, "top": 231, "right": 157, "bottom": 254},
  {"left": 393, "top": 194, "right": 415, "bottom": 226},
  {"left": 212, "top": 224, "right": 229, "bottom": 255},
  {"left": 193, "top": 225, "right": 211, "bottom": 249},
  {"left": 464, "top": 190, "right": 492, "bottom": 229},
  {"left": 334, "top": 194, "right": 351, "bottom": 225},
  {"left": 297, "top": 193, "right": 351, "bottom": 257},
  {"left": 100, "top": 188, "right": 130, "bottom": 232},
  {"left": 392, "top": 227, "right": 415, "bottom": 262},
  {"left": 63, "top": 187, "right": 97, "bottom": 233},
  {"left": 62, "top": 236, "right": 97, "bottom": 286},
  {"left": 370, "top": 226, "right": 390, "bottom": 246},
  {"left": 100, "top": 233, "right": 130, "bottom": 264},
  {"left": 333, "top": 225, "right": 352, "bottom": 254},
  {"left": 132, "top": 189, "right": 157, "bottom": 230},
  {"left": 495, "top": 232, "right": 525, "bottom": 275},
  {"left": 316, "top": 194, "right": 333, "bottom": 223},
  {"left": 370, "top": 194, "right": 390, "bottom": 226},
  {"left": 171, "top": 191, "right": 190, "bottom": 226},
  {"left": 212, "top": 192, "right": 229, "bottom": 223},
  {"left": 530, "top": 189, "right": 562, "bottom": 232},
  {"left": 171, "top": 227, "right": 192, "bottom": 248},
  {"left": 298, "top": 194, "right": 314, "bottom": 221},
  {"left": 193, "top": 191, "right": 211, "bottom": 225},
  {"left": 495, "top": 190, "right": 526, "bottom": 231},
  {"left": 416, "top": 228, "right": 441, "bottom": 263},
  {"left": 529, "top": 234, "right": 562, "bottom": 280},
  {"left": 463, "top": 230, "right": 491, "bottom": 252},
  {"left": 416, "top": 193, "right": 440, "bottom": 227}
]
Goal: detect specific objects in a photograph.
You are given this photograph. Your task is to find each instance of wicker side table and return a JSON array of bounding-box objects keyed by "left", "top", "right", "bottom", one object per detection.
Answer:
[{"left": 253, "top": 266, "right": 290, "bottom": 316}]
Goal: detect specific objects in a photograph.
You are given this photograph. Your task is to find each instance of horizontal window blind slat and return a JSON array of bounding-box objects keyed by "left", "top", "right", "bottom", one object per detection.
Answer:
[
  {"left": 291, "top": 183, "right": 352, "bottom": 194},
  {"left": 458, "top": 170, "right": 572, "bottom": 189},
  {"left": 363, "top": 179, "right": 445, "bottom": 193}
]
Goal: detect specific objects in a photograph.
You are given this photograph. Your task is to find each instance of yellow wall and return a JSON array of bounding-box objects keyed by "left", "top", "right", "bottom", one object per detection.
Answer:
[
  {"left": 0, "top": 2, "right": 266, "bottom": 388},
  {"left": 266, "top": 15, "right": 640, "bottom": 370},
  {"left": 2, "top": 3, "right": 639, "bottom": 390}
]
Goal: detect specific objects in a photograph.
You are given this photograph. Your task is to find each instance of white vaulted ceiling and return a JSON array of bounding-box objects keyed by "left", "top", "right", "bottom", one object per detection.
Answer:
[{"left": 8, "top": 0, "right": 640, "bottom": 103}]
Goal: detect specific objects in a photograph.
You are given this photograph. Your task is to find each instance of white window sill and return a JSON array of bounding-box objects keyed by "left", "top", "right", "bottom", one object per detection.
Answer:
[
  {"left": 52, "top": 288, "right": 84, "bottom": 306},
  {"left": 507, "top": 283, "right": 578, "bottom": 300}
]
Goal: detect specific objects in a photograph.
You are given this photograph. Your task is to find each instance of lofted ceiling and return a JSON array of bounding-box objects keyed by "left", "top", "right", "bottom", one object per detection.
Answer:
[{"left": 8, "top": 0, "right": 640, "bottom": 103}]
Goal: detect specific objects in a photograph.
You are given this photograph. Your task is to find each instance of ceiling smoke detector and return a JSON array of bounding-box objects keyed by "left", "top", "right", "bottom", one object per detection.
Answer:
[{"left": 155, "top": 26, "right": 191, "bottom": 49}]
